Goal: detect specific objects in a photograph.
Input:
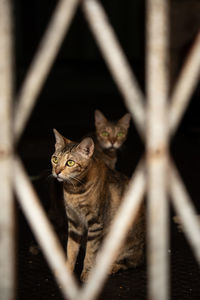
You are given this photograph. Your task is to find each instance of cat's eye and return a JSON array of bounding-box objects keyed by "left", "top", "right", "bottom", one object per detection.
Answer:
[
  {"left": 101, "top": 131, "right": 109, "bottom": 137},
  {"left": 117, "top": 132, "right": 124, "bottom": 137},
  {"left": 66, "top": 160, "right": 75, "bottom": 167},
  {"left": 52, "top": 156, "right": 58, "bottom": 164}
]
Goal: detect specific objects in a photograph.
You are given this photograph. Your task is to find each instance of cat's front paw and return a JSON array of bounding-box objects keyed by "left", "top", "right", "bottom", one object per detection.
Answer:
[
  {"left": 110, "top": 264, "right": 122, "bottom": 274},
  {"left": 80, "top": 270, "right": 89, "bottom": 282}
]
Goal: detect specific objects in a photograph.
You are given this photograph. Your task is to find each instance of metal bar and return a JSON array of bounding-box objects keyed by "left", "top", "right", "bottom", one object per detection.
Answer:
[
  {"left": 78, "top": 160, "right": 145, "bottom": 300},
  {"left": 12, "top": 1, "right": 200, "bottom": 300},
  {"left": 169, "top": 32, "right": 200, "bottom": 135},
  {"left": 14, "top": 0, "right": 79, "bottom": 143},
  {"left": 170, "top": 161, "right": 200, "bottom": 263},
  {"left": 146, "top": 0, "right": 169, "bottom": 300},
  {"left": 14, "top": 158, "right": 79, "bottom": 300},
  {"left": 82, "top": 0, "right": 145, "bottom": 136},
  {"left": 0, "top": 0, "right": 15, "bottom": 299}
]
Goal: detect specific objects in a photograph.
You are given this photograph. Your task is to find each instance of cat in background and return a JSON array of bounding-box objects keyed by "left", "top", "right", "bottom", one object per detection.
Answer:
[
  {"left": 51, "top": 129, "right": 145, "bottom": 281},
  {"left": 94, "top": 110, "right": 131, "bottom": 170}
]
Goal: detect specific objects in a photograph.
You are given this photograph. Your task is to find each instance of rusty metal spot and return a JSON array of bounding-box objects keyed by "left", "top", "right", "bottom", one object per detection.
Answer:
[
  {"left": 147, "top": 147, "right": 168, "bottom": 160},
  {"left": 0, "top": 149, "right": 11, "bottom": 159}
]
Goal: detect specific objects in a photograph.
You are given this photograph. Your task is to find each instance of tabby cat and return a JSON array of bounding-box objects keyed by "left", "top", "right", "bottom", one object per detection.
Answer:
[
  {"left": 94, "top": 110, "right": 131, "bottom": 169},
  {"left": 51, "top": 129, "right": 145, "bottom": 281}
]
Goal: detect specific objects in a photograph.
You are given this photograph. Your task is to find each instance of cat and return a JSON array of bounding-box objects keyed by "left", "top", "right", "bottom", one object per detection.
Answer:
[
  {"left": 51, "top": 129, "right": 145, "bottom": 281},
  {"left": 94, "top": 110, "right": 131, "bottom": 170}
]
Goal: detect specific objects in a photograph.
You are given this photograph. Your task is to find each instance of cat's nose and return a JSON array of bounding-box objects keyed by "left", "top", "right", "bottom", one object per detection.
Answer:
[
  {"left": 110, "top": 138, "right": 116, "bottom": 145},
  {"left": 55, "top": 168, "right": 62, "bottom": 175}
]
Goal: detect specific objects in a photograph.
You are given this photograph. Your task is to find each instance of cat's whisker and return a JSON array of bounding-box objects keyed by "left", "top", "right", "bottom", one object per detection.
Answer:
[
  {"left": 45, "top": 174, "right": 57, "bottom": 187},
  {"left": 70, "top": 176, "right": 84, "bottom": 185},
  {"left": 46, "top": 173, "right": 54, "bottom": 181},
  {"left": 29, "top": 169, "right": 51, "bottom": 182},
  {"left": 68, "top": 178, "right": 76, "bottom": 189}
]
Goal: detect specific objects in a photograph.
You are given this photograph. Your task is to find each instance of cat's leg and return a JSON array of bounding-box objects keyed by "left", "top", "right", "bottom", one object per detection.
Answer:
[
  {"left": 110, "top": 239, "right": 145, "bottom": 275},
  {"left": 110, "top": 252, "right": 144, "bottom": 275},
  {"left": 67, "top": 237, "right": 81, "bottom": 272},
  {"left": 66, "top": 219, "right": 83, "bottom": 273},
  {"left": 80, "top": 223, "right": 103, "bottom": 281},
  {"left": 110, "top": 263, "right": 128, "bottom": 274}
]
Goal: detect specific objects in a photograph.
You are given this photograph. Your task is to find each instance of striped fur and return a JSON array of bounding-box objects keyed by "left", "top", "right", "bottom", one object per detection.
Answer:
[{"left": 51, "top": 129, "right": 145, "bottom": 281}]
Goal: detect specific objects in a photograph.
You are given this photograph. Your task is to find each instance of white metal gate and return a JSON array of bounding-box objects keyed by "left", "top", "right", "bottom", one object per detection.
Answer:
[{"left": 0, "top": 0, "right": 200, "bottom": 299}]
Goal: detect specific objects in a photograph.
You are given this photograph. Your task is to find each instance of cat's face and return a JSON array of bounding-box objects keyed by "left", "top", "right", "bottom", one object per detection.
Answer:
[
  {"left": 51, "top": 129, "right": 94, "bottom": 183},
  {"left": 95, "top": 110, "right": 131, "bottom": 150}
]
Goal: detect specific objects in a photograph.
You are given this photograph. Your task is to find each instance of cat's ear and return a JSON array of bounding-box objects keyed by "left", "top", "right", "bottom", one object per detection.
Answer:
[
  {"left": 53, "top": 129, "right": 71, "bottom": 151},
  {"left": 118, "top": 113, "right": 131, "bottom": 128},
  {"left": 77, "top": 137, "right": 94, "bottom": 159},
  {"left": 95, "top": 110, "right": 107, "bottom": 127}
]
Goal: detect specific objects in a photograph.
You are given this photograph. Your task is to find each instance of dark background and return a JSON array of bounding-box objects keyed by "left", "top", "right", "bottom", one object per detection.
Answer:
[
  {"left": 14, "top": 0, "right": 200, "bottom": 179},
  {"left": 15, "top": 0, "right": 146, "bottom": 177},
  {"left": 14, "top": 0, "right": 200, "bottom": 299}
]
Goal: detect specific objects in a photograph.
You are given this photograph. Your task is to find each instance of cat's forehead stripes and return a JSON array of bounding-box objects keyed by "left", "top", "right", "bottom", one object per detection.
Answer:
[
  {"left": 98, "top": 124, "right": 126, "bottom": 134},
  {"left": 61, "top": 142, "right": 77, "bottom": 154},
  {"left": 53, "top": 143, "right": 78, "bottom": 165}
]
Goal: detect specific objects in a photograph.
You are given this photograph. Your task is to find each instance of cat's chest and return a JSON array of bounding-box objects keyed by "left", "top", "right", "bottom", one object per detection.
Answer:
[{"left": 64, "top": 193, "right": 92, "bottom": 222}]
